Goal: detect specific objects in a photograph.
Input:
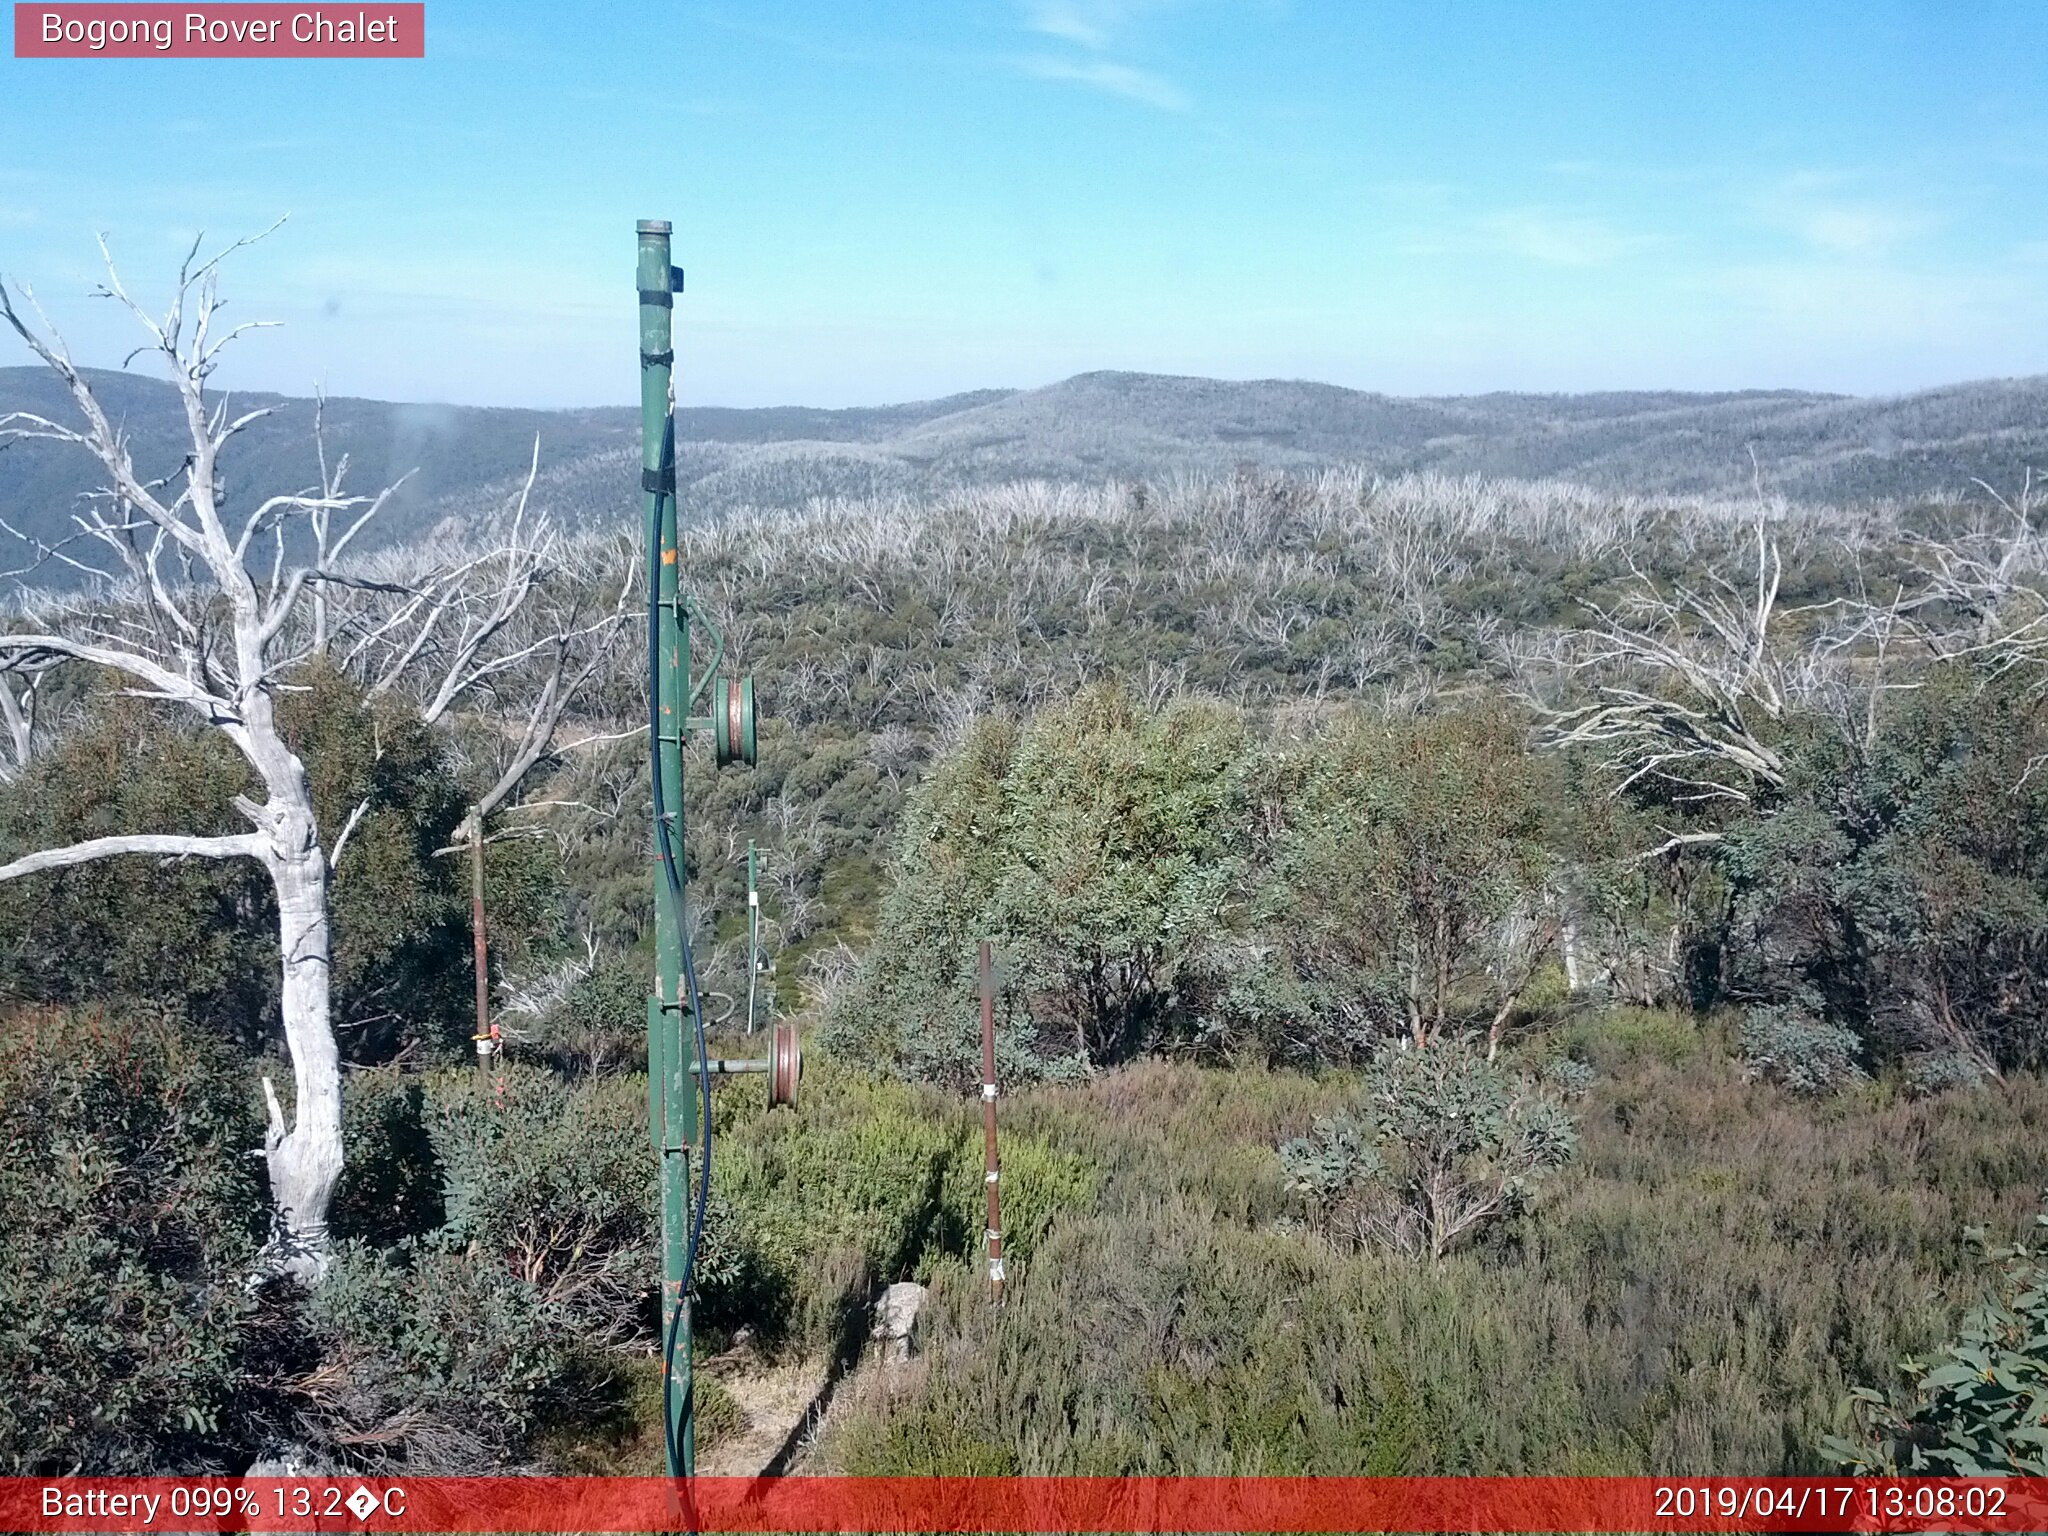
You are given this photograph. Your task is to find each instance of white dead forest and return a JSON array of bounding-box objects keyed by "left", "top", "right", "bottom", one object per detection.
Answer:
[{"left": 1, "top": 246, "right": 2045, "bottom": 1478}]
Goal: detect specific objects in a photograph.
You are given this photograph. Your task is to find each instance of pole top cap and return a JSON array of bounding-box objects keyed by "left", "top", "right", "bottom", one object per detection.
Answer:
[{"left": 637, "top": 219, "right": 672, "bottom": 235}]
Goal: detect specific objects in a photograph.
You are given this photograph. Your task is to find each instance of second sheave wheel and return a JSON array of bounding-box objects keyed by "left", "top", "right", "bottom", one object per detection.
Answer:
[
  {"left": 769, "top": 1020, "right": 801, "bottom": 1108},
  {"left": 714, "top": 675, "right": 758, "bottom": 767}
]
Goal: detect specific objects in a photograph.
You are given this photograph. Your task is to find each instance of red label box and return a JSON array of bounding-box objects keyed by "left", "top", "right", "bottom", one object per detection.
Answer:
[
  {"left": 14, "top": 3, "right": 424, "bottom": 56},
  {"left": 5, "top": 1477, "right": 2048, "bottom": 1534}
]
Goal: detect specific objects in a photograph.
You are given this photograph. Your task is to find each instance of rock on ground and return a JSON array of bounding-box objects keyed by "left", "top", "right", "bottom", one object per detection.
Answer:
[{"left": 870, "top": 1281, "right": 929, "bottom": 1364}]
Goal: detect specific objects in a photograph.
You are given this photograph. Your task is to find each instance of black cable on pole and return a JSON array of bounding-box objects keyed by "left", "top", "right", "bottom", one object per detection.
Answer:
[{"left": 649, "top": 480, "right": 713, "bottom": 1484}]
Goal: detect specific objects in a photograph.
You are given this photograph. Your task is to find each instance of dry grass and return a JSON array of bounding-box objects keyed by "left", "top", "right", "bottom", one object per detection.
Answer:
[{"left": 816, "top": 1025, "right": 2048, "bottom": 1475}]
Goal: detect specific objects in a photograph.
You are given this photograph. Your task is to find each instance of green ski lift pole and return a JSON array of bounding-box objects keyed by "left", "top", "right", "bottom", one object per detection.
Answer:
[
  {"left": 639, "top": 218, "right": 783, "bottom": 1485},
  {"left": 639, "top": 218, "right": 698, "bottom": 1483}
]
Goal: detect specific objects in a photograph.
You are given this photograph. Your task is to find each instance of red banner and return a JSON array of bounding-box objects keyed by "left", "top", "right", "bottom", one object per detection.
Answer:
[
  {"left": 13, "top": 4, "right": 424, "bottom": 57},
  {"left": 4, "top": 1477, "right": 2048, "bottom": 1534}
]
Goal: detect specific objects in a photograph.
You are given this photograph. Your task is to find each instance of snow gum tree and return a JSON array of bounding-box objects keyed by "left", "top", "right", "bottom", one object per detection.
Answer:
[{"left": 0, "top": 234, "right": 627, "bottom": 1279}]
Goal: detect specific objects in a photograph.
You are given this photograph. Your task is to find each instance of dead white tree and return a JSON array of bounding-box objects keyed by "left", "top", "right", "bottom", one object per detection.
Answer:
[
  {"left": 0, "top": 660, "right": 47, "bottom": 781},
  {"left": 1537, "top": 504, "right": 1948, "bottom": 860},
  {"left": 0, "top": 233, "right": 364, "bottom": 1278},
  {"left": 1541, "top": 519, "right": 1801, "bottom": 856},
  {"left": 1544, "top": 483, "right": 2047, "bottom": 840},
  {"left": 325, "top": 442, "right": 637, "bottom": 820},
  {"left": 1910, "top": 474, "right": 2048, "bottom": 676},
  {"left": 0, "top": 235, "right": 628, "bottom": 1279}
]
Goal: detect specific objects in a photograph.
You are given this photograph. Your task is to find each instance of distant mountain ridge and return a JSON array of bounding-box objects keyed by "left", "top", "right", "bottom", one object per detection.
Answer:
[{"left": 3, "top": 366, "right": 2044, "bottom": 588}]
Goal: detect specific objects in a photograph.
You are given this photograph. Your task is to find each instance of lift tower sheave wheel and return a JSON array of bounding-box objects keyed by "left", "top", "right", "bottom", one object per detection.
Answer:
[
  {"left": 713, "top": 675, "right": 757, "bottom": 767},
  {"left": 658, "top": 1023, "right": 802, "bottom": 1110},
  {"left": 769, "top": 1020, "right": 802, "bottom": 1108}
]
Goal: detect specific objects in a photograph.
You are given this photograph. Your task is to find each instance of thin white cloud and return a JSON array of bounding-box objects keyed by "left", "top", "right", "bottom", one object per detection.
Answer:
[
  {"left": 1705, "top": 259, "right": 2002, "bottom": 338},
  {"left": 1755, "top": 173, "right": 1935, "bottom": 256},
  {"left": 1014, "top": 0, "right": 1188, "bottom": 109},
  {"left": 1789, "top": 203, "right": 1930, "bottom": 255},
  {"left": 1023, "top": 1, "right": 1113, "bottom": 47},
  {"left": 1020, "top": 0, "right": 1168, "bottom": 48},
  {"left": 1475, "top": 211, "right": 1661, "bottom": 268},
  {"left": 1018, "top": 54, "right": 1190, "bottom": 112}
]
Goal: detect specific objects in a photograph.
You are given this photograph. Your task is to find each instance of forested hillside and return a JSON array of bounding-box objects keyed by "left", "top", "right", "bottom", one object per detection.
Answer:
[
  {"left": 5, "top": 446, "right": 2046, "bottom": 1475},
  {"left": 8, "top": 366, "right": 2048, "bottom": 594}
]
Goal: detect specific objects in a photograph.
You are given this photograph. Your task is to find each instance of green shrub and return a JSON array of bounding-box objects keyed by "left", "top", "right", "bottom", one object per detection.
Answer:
[
  {"left": 939, "top": 1128, "right": 1098, "bottom": 1271},
  {"left": 1542, "top": 1056, "right": 1597, "bottom": 1100},
  {"left": 425, "top": 1066, "right": 656, "bottom": 1342},
  {"left": 707, "top": 1056, "right": 968, "bottom": 1348},
  {"left": 1905, "top": 1051, "right": 1986, "bottom": 1099},
  {"left": 825, "top": 1054, "right": 2048, "bottom": 1476},
  {"left": 994, "top": 1057, "right": 1355, "bottom": 1228},
  {"left": 0, "top": 698, "right": 271, "bottom": 1036},
  {"left": 829, "top": 1204, "right": 1482, "bottom": 1475},
  {"left": 295, "top": 1065, "right": 659, "bottom": 1469},
  {"left": 331, "top": 1068, "right": 443, "bottom": 1248},
  {"left": 1557, "top": 1006, "right": 1701, "bottom": 1070},
  {"left": 287, "top": 664, "right": 478, "bottom": 1059},
  {"left": 0, "top": 1006, "right": 265, "bottom": 1472},
  {"left": 1270, "top": 709, "right": 1555, "bottom": 1053},
  {"left": 1716, "top": 670, "right": 2048, "bottom": 1073},
  {"left": 1827, "top": 1202, "right": 2048, "bottom": 1475},
  {"left": 825, "top": 685, "right": 1250, "bottom": 1083},
  {"left": 0, "top": 667, "right": 521, "bottom": 1062},
  {"left": 838, "top": 1389, "right": 1023, "bottom": 1476},
  {"left": 1739, "top": 1005, "right": 1866, "bottom": 1097},
  {"left": 534, "top": 1353, "right": 741, "bottom": 1474},
  {"left": 695, "top": 1370, "right": 746, "bottom": 1450},
  {"left": 299, "top": 1240, "right": 581, "bottom": 1469},
  {"left": 531, "top": 952, "right": 649, "bottom": 1075},
  {"left": 1281, "top": 1036, "right": 1577, "bottom": 1260}
]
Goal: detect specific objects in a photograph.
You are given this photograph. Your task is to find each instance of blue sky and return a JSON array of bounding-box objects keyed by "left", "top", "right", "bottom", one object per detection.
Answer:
[{"left": 1, "top": 0, "right": 2044, "bottom": 406}]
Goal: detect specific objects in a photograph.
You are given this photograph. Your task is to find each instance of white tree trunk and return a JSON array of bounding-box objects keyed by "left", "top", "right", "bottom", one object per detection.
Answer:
[
  {"left": 239, "top": 668, "right": 345, "bottom": 1281},
  {"left": 260, "top": 832, "right": 344, "bottom": 1282}
]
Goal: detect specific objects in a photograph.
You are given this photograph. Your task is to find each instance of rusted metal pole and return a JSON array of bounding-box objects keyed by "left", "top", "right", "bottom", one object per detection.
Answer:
[
  {"left": 979, "top": 940, "right": 1004, "bottom": 1304},
  {"left": 468, "top": 806, "right": 495, "bottom": 1068}
]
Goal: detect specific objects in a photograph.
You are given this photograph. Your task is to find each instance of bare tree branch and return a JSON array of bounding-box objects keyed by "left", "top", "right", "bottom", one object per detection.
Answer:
[{"left": 0, "top": 830, "right": 267, "bottom": 882}]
